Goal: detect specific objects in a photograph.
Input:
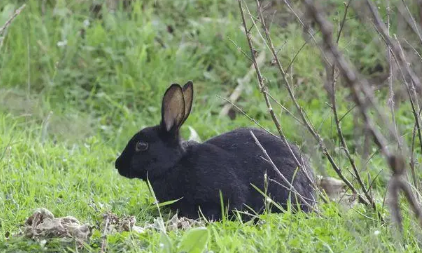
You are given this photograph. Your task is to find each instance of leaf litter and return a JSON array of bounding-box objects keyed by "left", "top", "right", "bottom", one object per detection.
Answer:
[
  {"left": 18, "top": 207, "right": 205, "bottom": 245},
  {"left": 23, "top": 208, "right": 92, "bottom": 243},
  {"left": 317, "top": 175, "right": 358, "bottom": 209}
]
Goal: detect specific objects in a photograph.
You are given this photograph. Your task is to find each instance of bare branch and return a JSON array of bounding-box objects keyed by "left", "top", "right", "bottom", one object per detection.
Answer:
[
  {"left": 304, "top": 0, "right": 422, "bottom": 229},
  {"left": 327, "top": 0, "right": 377, "bottom": 211},
  {"left": 305, "top": 0, "right": 397, "bottom": 159},
  {"left": 217, "top": 95, "right": 276, "bottom": 138},
  {"left": 250, "top": 131, "right": 317, "bottom": 212},
  {"left": 282, "top": 0, "right": 330, "bottom": 66},
  {"left": 0, "top": 4, "right": 26, "bottom": 36},
  {"left": 386, "top": 0, "right": 401, "bottom": 151},
  {"left": 366, "top": 0, "right": 422, "bottom": 94},
  {"left": 0, "top": 4, "right": 26, "bottom": 49},
  {"left": 237, "top": 0, "right": 315, "bottom": 187},
  {"left": 397, "top": 0, "right": 422, "bottom": 43},
  {"left": 253, "top": 0, "right": 371, "bottom": 207},
  {"left": 285, "top": 29, "right": 320, "bottom": 73}
]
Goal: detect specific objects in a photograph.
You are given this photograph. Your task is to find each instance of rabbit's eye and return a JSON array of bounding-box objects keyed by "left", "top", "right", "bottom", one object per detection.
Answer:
[{"left": 135, "top": 141, "right": 148, "bottom": 152}]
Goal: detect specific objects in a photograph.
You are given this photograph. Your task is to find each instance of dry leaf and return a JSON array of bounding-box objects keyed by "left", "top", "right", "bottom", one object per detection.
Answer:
[{"left": 24, "top": 208, "right": 91, "bottom": 242}]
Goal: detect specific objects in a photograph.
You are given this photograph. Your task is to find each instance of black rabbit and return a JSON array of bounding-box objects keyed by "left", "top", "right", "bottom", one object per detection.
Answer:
[{"left": 115, "top": 81, "right": 316, "bottom": 220}]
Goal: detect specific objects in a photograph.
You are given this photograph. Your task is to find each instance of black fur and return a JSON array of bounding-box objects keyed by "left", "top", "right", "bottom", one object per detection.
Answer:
[{"left": 115, "top": 81, "right": 316, "bottom": 220}]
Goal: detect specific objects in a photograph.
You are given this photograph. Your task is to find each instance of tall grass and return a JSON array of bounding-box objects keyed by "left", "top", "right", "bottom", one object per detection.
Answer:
[{"left": 1, "top": 0, "right": 422, "bottom": 251}]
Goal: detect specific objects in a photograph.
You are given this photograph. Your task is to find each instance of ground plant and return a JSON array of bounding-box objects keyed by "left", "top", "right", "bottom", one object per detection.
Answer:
[{"left": 1, "top": 0, "right": 422, "bottom": 252}]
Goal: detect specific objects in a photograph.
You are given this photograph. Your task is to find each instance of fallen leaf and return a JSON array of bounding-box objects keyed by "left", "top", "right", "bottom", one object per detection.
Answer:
[{"left": 24, "top": 208, "right": 91, "bottom": 242}]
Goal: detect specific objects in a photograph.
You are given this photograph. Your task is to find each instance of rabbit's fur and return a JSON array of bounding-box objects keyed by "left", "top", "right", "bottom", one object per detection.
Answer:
[{"left": 115, "top": 81, "right": 316, "bottom": 220}]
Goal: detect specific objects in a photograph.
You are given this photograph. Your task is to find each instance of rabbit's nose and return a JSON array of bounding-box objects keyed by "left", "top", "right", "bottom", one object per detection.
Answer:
[
  {"left": 115, "top": 152, "right": 130, "bottom": 170},
  {"left": 115, "top": 156, "right": 123, "bottom": 170}
]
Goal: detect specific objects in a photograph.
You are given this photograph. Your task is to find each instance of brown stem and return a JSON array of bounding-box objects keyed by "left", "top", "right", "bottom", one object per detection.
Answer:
[
  {"left": 398, "top": 0, "right": 422, "bottom": 43},
  {"left": 305, "top": 0, "right": 395, "bottom": 159},
  {"left": 373, "top": 24, "right": 422, "bottom": 168},
  {"left": 250, "top": 131, "right": 317, "bottom": 212},
  {"left": 237, "top": 0, "right": 316, "bottom": 189},
  {"left": 0, "top": 4, "right": 26, "bottom": 36},
  {"left": 304, "top": 0, "right": 422, "bottom": 229},
  {"left": 329, "top": 0, "right": 377, "bottom": 211},
  {"left": 386, "top": 0, "right": 402, "bottom": 151},
  {"left": 394, "top": 36, "right": 422, "bottom": 159},
  {"left": 253, "top": 0, "right": 370, "bottom": 207},
  {"left": 366, "top": 0, "right": 422, "bottom": 93},
  {"left": 282, "top": 0, "right": 330, "bottom": 66},
  {"left": 410, "top": 108, "right": 422, "bottom": 189}
]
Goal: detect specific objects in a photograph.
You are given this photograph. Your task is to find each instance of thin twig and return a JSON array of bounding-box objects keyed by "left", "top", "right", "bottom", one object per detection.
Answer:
[
  {"left": 282, "top": 0, "right": 330, "bottom": 66},
  {"left": 411, "top": 121, "right": 418, "bottom": 187},
  {"left": 387, "top": 174, "right": 402, "bottom": 230},
  {"left": 253, "top": 0, "right": 370, "bottom": 207},
  {"left": 387, "top": 0, "right": 401, "bottom": 151},
  {"left": 336, "top": 0, "right": 352, "bottom": 43},
  {"left": 228, "top": 37, "right": 253, "bottom": 63},
  {"left": 328, "top": 0, "right": 377, "bottom": 211},
  {"left": 338, "top": 105, "right": 356, "bottom": 123},
  {"left": 250, "top": 131, "right": 317, "bottom": 212},
  {"left": 238, "top": 0, "right": 283, "bottom": 140},
  {"left": 410, "top": 107, "right": 422, "bottom": 189},
  {"left": 305, "top": 0, "right": 397, "bottom": 159},
  {"left": 266, "top": 92, "right": 304, "bottom": 126},
  {"left": 217, "top": 95, "right": 276, "bottom": 138},
  {"left": 372, "top": 18, "right": 422, "bottom": 159},
  {"left": 404, "top": 39, "right": 422, "bottom": 62},
  {"left": 304, "top": 0, "right": 422, "bottom": 228},
  {"left": 285, "top": 30, "right": 321, "bottom": 73},
  {"left": 366, "top": 0, "right": 422, "bottom": 94},
  {"left": 398, "top": 0, "right": 422, "bottom": 43},
  {"left": 372, "top": 17, "right": 422, "bottom": 160},
  {"left": 237, "top": 0, "right": 314, "bottom": 182},
  {"left": 0, "top": 4, "right": 26, "bottom": 36},
  {"left": 387, "top": 156, "right": 422, "bottom": 231},
  {"left": 394, "top": 35, "right": 422, "bottom": 157},
  {"left": 399, "top": 179, "right": 422, "bottom": 227},
  {"left": 0, "top": 4, "right": 26, "bottom": 49}
]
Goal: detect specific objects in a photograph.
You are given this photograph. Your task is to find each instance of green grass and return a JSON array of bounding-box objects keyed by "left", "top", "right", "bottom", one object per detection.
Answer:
[{"left": 1, "top": 0, "right": 422, "bottom": 252}]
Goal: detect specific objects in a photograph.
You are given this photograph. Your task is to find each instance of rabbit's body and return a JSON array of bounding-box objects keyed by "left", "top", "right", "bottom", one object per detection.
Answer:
[
  {"left": 153, "top": 127, "right": 314, "bottom": 219},
  {"left": 115, "top": 82, "right": 315, "bottom": 220}
]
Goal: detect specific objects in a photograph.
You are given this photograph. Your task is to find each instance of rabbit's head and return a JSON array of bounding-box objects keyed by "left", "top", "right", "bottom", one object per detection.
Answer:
[{"left": 115, "top": 81, "right": 193, "bottom": 180}]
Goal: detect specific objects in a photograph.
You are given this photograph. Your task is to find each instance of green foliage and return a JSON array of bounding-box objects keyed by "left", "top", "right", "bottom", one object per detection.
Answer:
[
  {"left": 177, "top": 227, "right": 209, "bottom": 253},
  {"left": 159, "top": 232, "right": 173, "bottom": 253},
  {"left": 1, "top": 0, "right": 422, "bottom": 252}
]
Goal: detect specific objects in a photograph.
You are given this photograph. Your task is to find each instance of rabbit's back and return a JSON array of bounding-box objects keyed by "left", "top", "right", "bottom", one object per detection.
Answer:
[{"left": 204, "top": 127, "right": 315, "bottom": 212}]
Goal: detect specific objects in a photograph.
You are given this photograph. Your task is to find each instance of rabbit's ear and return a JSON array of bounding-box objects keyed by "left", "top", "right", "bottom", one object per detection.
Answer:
[
  {"left": 161, "top": 84, "right": 186, "bottom": 132},
  {"left": 181, "top": 81, "right": 193, "bottom": 125}
]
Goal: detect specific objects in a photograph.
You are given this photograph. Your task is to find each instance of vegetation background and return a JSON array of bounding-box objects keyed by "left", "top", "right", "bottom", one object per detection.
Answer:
[{"left": 0, "top": 0, "right": 421, "bottom": 252}]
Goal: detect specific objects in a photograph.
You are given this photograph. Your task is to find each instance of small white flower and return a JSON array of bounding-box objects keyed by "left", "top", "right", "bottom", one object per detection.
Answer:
[
  {"left": 83, "top": 19, "right": 90, "bottom": 28},
  {"left": 374, "top": 230, "right": 380, "bottom": 236},
  {"left": 57, "top": 40, "right": 67, "bottom": 47}
]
